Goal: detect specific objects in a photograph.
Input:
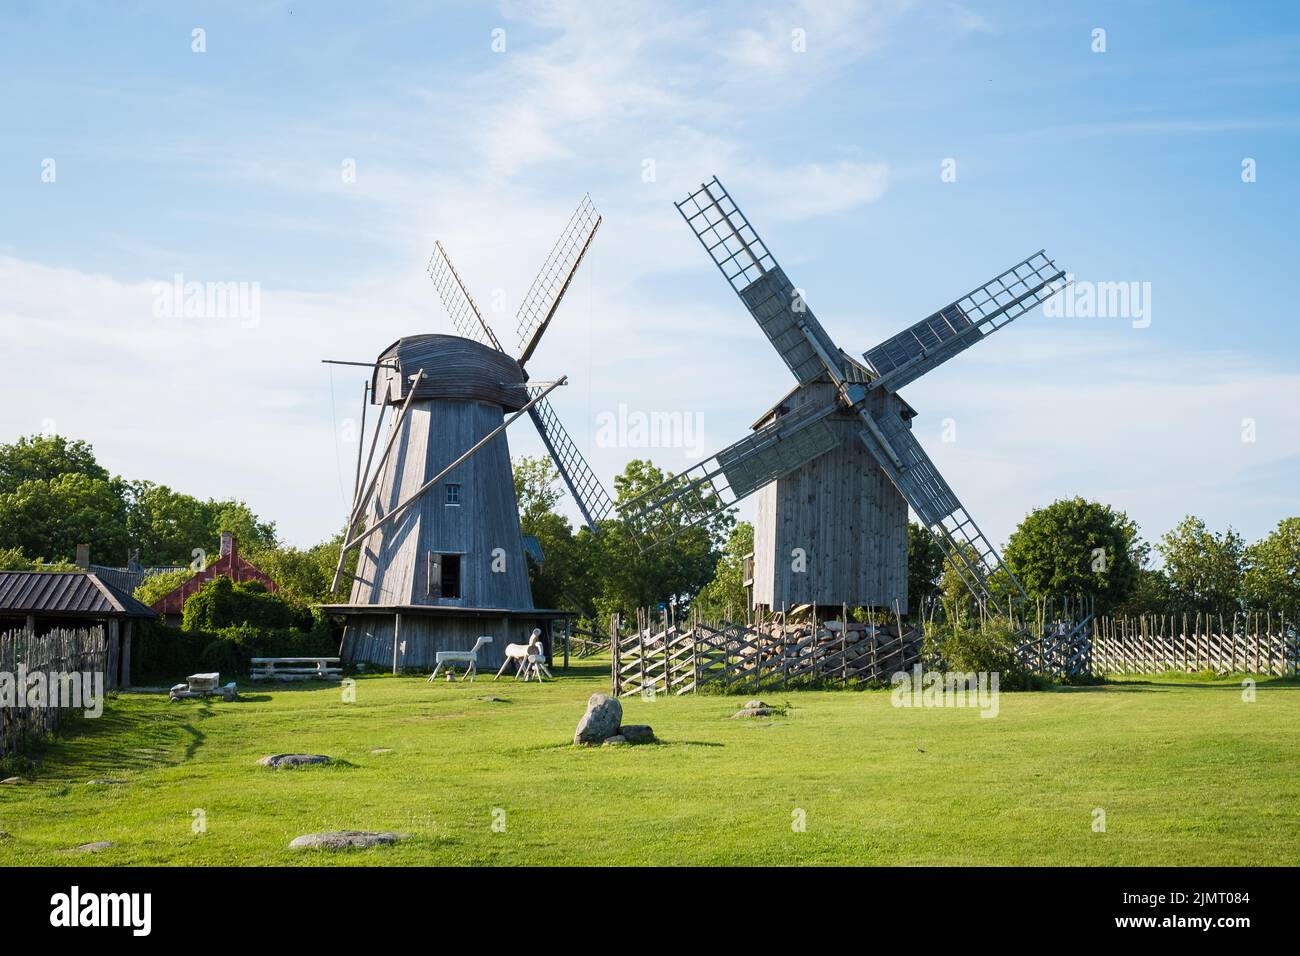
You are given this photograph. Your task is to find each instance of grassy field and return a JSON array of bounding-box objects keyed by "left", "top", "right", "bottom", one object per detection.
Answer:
[{"left": 1, "top": 662, "right": 1297, "bottom": 866}]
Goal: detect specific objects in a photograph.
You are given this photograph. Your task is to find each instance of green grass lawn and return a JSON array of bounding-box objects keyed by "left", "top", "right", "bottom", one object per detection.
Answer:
[{"left": 1, "top": 662, "right": 1296, "bottom": 865}]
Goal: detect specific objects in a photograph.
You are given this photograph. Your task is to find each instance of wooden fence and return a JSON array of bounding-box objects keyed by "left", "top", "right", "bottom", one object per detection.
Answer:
[
  {"left": 0, "top": 625, "right": 110, "bottom": 757},
  {"left": 611, "top": 608, "right": 922, "bottom": 697},
  {"left": 1090, "top": 613, "right": 1297, "bottom": 677}
]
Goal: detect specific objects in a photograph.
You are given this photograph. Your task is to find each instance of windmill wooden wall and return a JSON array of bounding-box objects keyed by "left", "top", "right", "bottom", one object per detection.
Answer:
[
  {"left": 350, "top": 398, "right": 533, "bottom": 610},
  {"left": 751, "top": 383, "right": 909, "bottom": 612}
]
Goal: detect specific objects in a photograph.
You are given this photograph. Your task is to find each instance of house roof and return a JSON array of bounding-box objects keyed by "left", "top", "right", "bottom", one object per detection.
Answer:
[
  {"left": 89, "top": 563, "right": 186, "bottom": 596},
  {"left": 0, "top": 571, "right": 156, "bottom": 619},
  {"left": 150, "top": 550, "right": 277, "bottom": 614}
]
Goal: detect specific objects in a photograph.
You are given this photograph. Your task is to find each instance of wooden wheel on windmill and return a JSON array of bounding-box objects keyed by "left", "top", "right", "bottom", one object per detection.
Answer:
[
  {"left": 324, "top": 196, "right": 612, "bottom": 671},
  {"left": 618, "top": 177, "right": 1071, "bottom": 618}
]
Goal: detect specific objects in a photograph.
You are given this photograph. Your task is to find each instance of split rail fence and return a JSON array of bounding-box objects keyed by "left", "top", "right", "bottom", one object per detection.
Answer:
[{"left": 0, "top": 625, "right": 110, "bottom": 757}]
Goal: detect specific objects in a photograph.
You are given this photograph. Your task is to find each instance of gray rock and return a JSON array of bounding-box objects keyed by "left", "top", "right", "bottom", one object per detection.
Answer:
[
  {"left": 88, "top": 778, "right": 126, "bottom": 785},
  {"left": 0, "top": 777, "right": 20, "bottom": 785},
  {"left": 602, "top": 735, "right": 627, "bottom": 747},
  {"left": 73, "top": 841, "right": 115, "bottom": 852},
  {"left": 619, "top": 724, "right": 656, "bottom": 744},
  {"left": 258, "top": 753, "right": 332, "bottom": 769},
  {"left": 732, "top": 706, "right": 774, "bottom": 718},
  {"left": 573, "top": 692, "right": 622, "bottom": 745},
  {"left": 369, "top": 748, "right": 393, "bottom": 755},
  {"left": 289, "top": 830, "right": 409, "bottom": 850},
  {"left": 743, "top": 699, "right": 770, "bottom": 710}
]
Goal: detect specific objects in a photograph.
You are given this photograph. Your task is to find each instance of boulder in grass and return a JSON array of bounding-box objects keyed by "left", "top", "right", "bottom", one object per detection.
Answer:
[
  {"left": 289, "top": 830, "right": 409, "bottom": 851},
  {"left": 573, "top": 693, "right": 622, "bottom": 745},
  {"left": 258, "top": 753, "right": 332, "bottom": 769},
  {"left": 73, "top": 841, "right": 115, "bottom": 853},
  {"left": 732, "top": 699, "right": 777, "bottom": 718},
  {"left": 602, "top": 735, "right": 627, "bottom": 747},
  {"left": 618, "top": 724, "right": 656, "bottom": 744}
]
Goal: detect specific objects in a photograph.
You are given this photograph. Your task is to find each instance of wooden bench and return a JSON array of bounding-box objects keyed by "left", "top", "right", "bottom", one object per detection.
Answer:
[{"left": 250, "top": 657, "right": 342, "bottom": 682}]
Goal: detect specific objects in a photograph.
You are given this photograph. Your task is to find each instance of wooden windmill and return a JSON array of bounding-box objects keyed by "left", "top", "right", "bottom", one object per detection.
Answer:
[
  {"left": 620, "top": 177, "right": 1069, "bottom": 615},
  {"left": 323, "top": 196, "right": 613, "bottom": 671}
]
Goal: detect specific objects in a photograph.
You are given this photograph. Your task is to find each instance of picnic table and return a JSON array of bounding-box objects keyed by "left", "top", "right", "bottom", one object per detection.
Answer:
[{"left": 250, "top": 657, "right": 342, "bottom": 682}]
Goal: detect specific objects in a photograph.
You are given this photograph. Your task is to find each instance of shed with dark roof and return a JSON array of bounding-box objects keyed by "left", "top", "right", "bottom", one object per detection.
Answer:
[{"left": 0, "top": 571, "right": 155, "bottom": 687}]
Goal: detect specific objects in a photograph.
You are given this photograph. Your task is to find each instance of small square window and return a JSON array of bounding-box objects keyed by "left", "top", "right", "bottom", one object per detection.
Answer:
[{"left": 445, "top": 483, "right": 461, "bottom": 505}]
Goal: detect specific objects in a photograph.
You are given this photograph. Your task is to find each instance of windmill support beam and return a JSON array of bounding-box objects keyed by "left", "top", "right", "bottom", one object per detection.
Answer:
[{"left": 330, "top": 370, "right": 424, "bottom": 594}]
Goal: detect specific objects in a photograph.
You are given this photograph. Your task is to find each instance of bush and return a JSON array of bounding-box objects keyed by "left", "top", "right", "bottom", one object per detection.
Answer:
[
  {"left": 133, "top": 567, "right": 194, "bottom": 607},
  {"left": 924, "top": 618, "right": 1047, "bottom": 691},
  {"left": 181, "top": 576, "right": 307, "bottom": 632},
  {"left": 132, "top": 613, "right": 338, "bottom": 684}
]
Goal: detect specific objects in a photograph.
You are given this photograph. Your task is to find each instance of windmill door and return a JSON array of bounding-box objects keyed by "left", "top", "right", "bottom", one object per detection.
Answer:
[{"left": 427, "top": 553, "right": 441, "bottom": 599}]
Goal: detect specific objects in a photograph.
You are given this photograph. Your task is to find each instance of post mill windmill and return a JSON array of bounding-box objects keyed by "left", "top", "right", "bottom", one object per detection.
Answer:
[
  {"left": 321, "top": 195, "right": 614, "bottom": 671},
  {"left": 620, "top": 177, "right": 1068, "bottom": 617}
]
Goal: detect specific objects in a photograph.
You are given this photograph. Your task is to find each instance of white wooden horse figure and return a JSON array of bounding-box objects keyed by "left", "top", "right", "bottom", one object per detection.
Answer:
[
  {"left": 428, "top": 636, "right": 493, "bottom": 683},
  {"left": 494, "top": 628, "right": 553, "bottom": 682}
]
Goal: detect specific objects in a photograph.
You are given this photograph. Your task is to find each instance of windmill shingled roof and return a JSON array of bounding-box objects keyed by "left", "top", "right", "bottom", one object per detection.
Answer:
[{"left": 0, "top": 571, "right": 156, "bottom": 618}]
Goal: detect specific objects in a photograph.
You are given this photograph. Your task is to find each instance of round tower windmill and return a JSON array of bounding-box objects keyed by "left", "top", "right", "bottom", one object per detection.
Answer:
[{"left": 321, "top": 196, "right": 613, "bottom": 672}]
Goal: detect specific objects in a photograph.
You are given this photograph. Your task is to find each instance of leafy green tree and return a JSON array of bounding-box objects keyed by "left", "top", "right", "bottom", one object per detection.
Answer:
[
  {"left": 591, "top": 459, "right": 733, "bottom": 626},
  {"left": 0, "top": 546, "right": 78, "bottom": 572},
  {"left": 0, "top": 473, "right": 130, "bottom": 564},
  {"left": 907, "top": 522, "right": 945, "bottom": 614},
  {"left": 0, "top": 434, "right": 108, "bottom": 495},
  {"left": 248, "top": 536, "right": 350, "bottom": 606},
  {"left": 133, "top": 567, "right": 195, "bottom": 606},
  {"left": 1003, "top": 497, "right": 1143, "bottom": 611},
  {"left": 1111, "top": 566, "right": 1177, "bottom": 617},
  {"left": 513, "top": 455, "right": 564, "bottom": 529},
  {"left": 1156, "top": 515, "right": 1244, "bottom": 618},
  {"left": 693, "top": 521, "right": 754, "bottom": 620},
  {"left": 1242, "top": 517, "right": 1300, "bottom": 612},
  {"left": 124, "top": 481, "right": 215, "bottom": 566}
]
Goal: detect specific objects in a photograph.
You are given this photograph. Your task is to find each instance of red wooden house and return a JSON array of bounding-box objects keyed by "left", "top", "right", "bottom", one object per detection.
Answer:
[{"left": 151, "top": 532, "right": 277, "bottom": 621}]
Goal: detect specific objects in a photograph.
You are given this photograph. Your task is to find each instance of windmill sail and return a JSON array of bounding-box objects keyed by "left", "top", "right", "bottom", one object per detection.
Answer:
[
  {"left": 677, "top": 178, "right": 845, "bottom": 385},
  {"left": 516, "top": 195, "right": 602, "bottom": 368},
  {"left": 851, "top": 396, "right": 1025, "bottom": 611},
  {"left": 620, "top": 397, "right": 842, "bottom": 547},
  {"left": 864, "top": 251, "right": 1066, "bottom": 391},
  {"left": 526, "top": 388, "right": 614, "bottom": 532},
  {"left": 427, "top": 242, "right": 505, "bottom": 352}
]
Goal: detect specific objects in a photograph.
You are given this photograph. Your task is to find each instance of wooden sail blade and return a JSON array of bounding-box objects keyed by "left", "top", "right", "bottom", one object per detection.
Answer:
[
  {"left": 525, "top": 390, "right": 614, "bottom": 531},
  {"left": 619, "top": 397, "right": 843, "bottom": 550},
  {"left": 515, "top": 194, "right": 601, "bottom": 368},
  {"left": 676, "top": 177, "right": 846, "bottom": 386},
  {"left": 863, "top": 251, "right": 1067, "bottom": 391},
  {"left": 850, "top": 396, "right": 1026, "bottom": 613},
  {"left": 427, "top": 241, "right": 505, "bottom": 352}
]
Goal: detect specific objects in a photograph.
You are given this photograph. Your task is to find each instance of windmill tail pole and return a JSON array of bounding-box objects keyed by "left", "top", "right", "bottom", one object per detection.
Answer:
[{"left": 341, "top": 375, "right": 569, "bottom": 556}]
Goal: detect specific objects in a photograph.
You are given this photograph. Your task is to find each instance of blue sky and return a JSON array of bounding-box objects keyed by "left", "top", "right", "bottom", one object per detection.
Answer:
[{"left": 2, "top": 0, "right": 1297, "bottom": 555}]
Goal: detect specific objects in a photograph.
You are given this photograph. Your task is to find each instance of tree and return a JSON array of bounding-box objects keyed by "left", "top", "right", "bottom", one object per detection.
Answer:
[
  {"left": 1156, "top": 515, "right": 1244, "bottom": 618},
  {"left": 693, "top": 521, "right": 754, "bottom": 620},
  {"left": 0, "top": 434, "right": 108, "bottom": 495},
  {"left": 1242, "top": 517, "right": 1300, "bottom": 612},
  {"left": 513, "top": 455, "right": 564, "bottom": 530},
  {"left": 1003, "top": 498, "right": 1143, "bottom": 611},
  {"left": 0, "top": 546, "right": 77, "bottom": 572},
  {"left": 248, "top": 536, "right": 351, "bottom": 607},
  {"left": 124, "top": 481, "right": 215, "bottom": 566},
  {"left": 133, "top": 567, "right": 195, "bottom": 606},
  {"left": 590, "top": 459, "right": 733, "bottom": 625},
  {"left": 907, "top": 522, "right": 945, "bottom": 614},
  {"left": 0, "top": 472, "right": 130, "bottom": 565}
]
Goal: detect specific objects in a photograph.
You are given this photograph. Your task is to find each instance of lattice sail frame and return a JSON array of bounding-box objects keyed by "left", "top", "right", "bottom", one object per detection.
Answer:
[
  {"left": 526, "top": 386, "right": 615, "bottom": 529},
  {"left": 426, "top": 241, "right": 504, "bottom": 352},
  {"left": 864, "top": 251, "right": 1067, "bottom": 390},
  {"left": 515, "top": 194, "right": 601, "bottom": 367}
]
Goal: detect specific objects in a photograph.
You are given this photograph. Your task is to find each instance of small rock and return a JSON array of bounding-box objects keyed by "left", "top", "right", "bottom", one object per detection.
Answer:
[
  {"left": 369, "top": 748, "right": 393, "bottom": 755},
  {"left": 743, "top": 699, "right": 770, "bottom": 710},
  {"left": 732, "top": 707, "right": 774, "bottom": 718},
  {"left": 573, "top": 693, "right": 622, "bottom": 745},
  {"left": 289, "top": 830, "right": 409, "bottom": 850},
  {"left": 602, "top": 735, "right": 627, "bottom": 747},
  {"left": 73, "top": 841, "right": 115, "bottom": 852},
  {"left": 619, "top": 724, "right": 656, "bottom": 744},
  {"left": 88, "top": 779, "right": 126, "bottom": 785},
  {"left": 475, "top": 696, "right": 508, "bottom": 703},
  {"left": 258, "top": 754, "right": 332, "bottom": 769},
  {"left": 1, "top": 777, "right": 21, "bottom": 785}
]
